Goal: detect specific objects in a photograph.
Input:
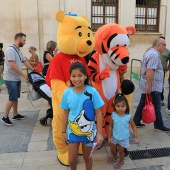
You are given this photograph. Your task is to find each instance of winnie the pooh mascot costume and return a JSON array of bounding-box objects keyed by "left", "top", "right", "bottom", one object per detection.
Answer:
[
  {"left": 46, "top": 10, "right": 95, "bottom": 166},
  {"left": 88, "top": 23, "right": 135, "bottom": 139}
]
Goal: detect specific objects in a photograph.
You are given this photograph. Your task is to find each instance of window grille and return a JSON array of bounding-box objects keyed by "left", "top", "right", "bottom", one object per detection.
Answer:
[
  {"left": 135, "top": 0, "right": 160, "bottom": 32},
  {"left": 91, "top": 0, "right": 118, "bottom": 32}
]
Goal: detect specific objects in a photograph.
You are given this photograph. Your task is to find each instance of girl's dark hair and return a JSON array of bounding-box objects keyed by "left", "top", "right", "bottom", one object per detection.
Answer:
[
  {"left": 69, "top": 62, "right": 89, "bottom": 86},
  {"left": 113, "top": 94, "right": 130, "bottom": 114}
]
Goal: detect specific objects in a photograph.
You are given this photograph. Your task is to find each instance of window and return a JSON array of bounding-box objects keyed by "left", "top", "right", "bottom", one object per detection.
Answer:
[
  {"left": 135, "top": 0, "right": 160, "bottom": 32},
  {"left": 91, "top": 0, "right": 118, "bottom": 32}
]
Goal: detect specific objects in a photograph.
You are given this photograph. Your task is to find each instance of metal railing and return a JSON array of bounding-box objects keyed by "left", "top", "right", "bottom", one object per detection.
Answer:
[{"left": 130, "top": 59, "right": 142, "bottom": 81}]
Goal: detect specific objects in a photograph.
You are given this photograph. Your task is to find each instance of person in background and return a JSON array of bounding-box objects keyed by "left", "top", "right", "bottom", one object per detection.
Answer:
[
  {"left": 166, "top": 64, "right": 170, "bottom": 114},
  {"left": 1, "top": 32, "right": 34, "bottom": 126},
  {"left": 53, "top": 45, "right": 59, "bottom": 56},
  {"left": 0, "top": 43, "right": 5, "bottom": 79},
  {"left": 157, "top": 37, "right": 170, "bottom": 113},
  {"left": 28, "top": 46, "right": 39, "bottom": 68},
  {"left": 145, "top": 36, "right": 170, "bottom": 106},
  {"left": 42, "top": 40, "right": 57, "bottom": 77},
  {"left": 108, "top": 94, "right": 139, "bottom": 169},
  {"left": 158, "top": 36, "right": 170, "bottom": 107},
  {"left": 133, "top": 37, "right": 170, "bottom": 131}
]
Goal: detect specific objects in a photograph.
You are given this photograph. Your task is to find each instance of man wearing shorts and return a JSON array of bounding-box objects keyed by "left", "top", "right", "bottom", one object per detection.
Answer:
[{"left": 1, "top": 33, "right": 34, "bottom": 126}]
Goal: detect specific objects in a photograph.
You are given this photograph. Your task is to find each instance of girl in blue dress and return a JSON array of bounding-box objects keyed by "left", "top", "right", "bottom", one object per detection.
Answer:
[
  {"left": 60, "top": 62, "right": 104, "bottom": 170},
  {"left": 108, "top": 94, "right": 140, "bottom": 169}
]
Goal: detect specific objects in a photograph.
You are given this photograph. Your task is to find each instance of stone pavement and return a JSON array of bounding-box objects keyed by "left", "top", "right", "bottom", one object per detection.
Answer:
[{"left": 0, "top": 81, "right": 170, "bottom": 170}]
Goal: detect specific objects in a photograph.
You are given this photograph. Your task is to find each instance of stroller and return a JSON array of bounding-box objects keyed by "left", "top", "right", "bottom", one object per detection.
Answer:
[{"left": 27, "top": 72, "right": 53, "bottom": 126}]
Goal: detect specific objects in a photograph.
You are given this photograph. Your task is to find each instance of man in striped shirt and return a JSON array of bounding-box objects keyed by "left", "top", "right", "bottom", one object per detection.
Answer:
[{"left": 133, "top": 38, "right": 170, "bottom": 132}]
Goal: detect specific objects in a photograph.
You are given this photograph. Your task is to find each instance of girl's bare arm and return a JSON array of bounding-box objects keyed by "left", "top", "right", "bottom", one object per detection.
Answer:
[
  {"left": 62, "top": 109, "right": 69, "bottom": 144},
  {"left": 108, "top": 117, "right": 113, "bottom": 144},
  {"left": 95, "top": 108, "right": 103, "bottom": 147}
]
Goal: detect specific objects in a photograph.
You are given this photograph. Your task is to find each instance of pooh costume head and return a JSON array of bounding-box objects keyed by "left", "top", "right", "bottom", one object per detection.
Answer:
[
  {"left": 88, "top": 23, "right": 135, "bottom": 139},
  {"left": 46, "top": 10, "right": 94, "bottom": 166},
  {"left": 56, "top": 10, "right": 95, "bottom": 57}
]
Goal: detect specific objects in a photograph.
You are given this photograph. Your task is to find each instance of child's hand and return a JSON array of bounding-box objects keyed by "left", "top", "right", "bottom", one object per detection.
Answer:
[
  {"left": 135, "top": 138, "right": 140, "bottom": 145},
  {"left": 62, "top": 133, "right": 68, "bottom": 145},
  {"left": 96, "top": 133, "right": 103, "bottom": 148}
]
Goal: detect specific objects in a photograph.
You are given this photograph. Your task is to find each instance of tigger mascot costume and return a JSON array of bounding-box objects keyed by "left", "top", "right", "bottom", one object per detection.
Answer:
[
  {"left": 46, "top": 11, "right": 95, "bottom": 166},
  {"left": 88, "top": 23, "right": 136, "bottom": 139}
]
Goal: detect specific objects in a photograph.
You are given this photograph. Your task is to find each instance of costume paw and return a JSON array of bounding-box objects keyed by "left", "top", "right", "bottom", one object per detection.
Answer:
[{"left": 57, "top": 151, "right": 69, "bottom": 166}]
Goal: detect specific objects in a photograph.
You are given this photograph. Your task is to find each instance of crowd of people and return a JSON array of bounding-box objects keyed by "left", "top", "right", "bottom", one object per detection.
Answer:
[
  {"left": 0, "top": 33, "right": 58, "bottom": 126},
  {"left": 1, "top": 33, "right": 170, "bottom": 170}
]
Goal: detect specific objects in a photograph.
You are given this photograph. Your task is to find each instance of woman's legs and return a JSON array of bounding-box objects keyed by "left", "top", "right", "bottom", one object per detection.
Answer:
[
  {"left": 82, "top": 144, "right": 93, "bottom": 170},
  {"left": 68, "top": 143, "right": 79, "bottom": 170}
]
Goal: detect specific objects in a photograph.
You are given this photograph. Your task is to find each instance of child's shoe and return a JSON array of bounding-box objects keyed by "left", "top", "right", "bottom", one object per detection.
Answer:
[
  {"left": 107, "top": 157, "right": 117, "bottom": 164},
  {"left": 115, "top": 161, "right": 124, "bottom": 169}
]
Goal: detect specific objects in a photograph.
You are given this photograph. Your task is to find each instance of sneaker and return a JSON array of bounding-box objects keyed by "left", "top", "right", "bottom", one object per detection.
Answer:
[
  {"left": 154, "top": 127, "right": 170, "bottom": 132},
  {"left": 115, "top": 161, "right": 124, "bottom": 169},
  {"left": 136, "top": 122, "right": 145, "bottom": 128},
  {"left": 1, "top": 116, "right": 13, "bottom": 126},
  {"left": 165, "top": 108, "right": 170, "bottom": 115},
  {"left": 124, "top": 149, "right": 129, "bottom": 159},
  {"left": 12, "top": 114, "right": 26, "bottom": 120}
]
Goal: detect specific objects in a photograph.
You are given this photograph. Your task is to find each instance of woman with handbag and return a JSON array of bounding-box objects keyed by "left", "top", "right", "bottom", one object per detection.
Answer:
[
  {"left": 42, "top": 40, "right": 57, "bottom": 77},
  {"left": 28, "top": 46, "right": 38, "bottom": 67},
  {"left": 28, "top": 46, "right": 43, "bottom": 73}
]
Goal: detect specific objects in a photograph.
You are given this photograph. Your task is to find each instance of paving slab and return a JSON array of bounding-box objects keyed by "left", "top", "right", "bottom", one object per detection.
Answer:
[{"left": 0, "top": 81, "right": 170, "bottom": 170}]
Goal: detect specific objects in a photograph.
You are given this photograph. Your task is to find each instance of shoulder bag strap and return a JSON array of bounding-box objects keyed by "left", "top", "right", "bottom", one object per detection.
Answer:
[{"left": 9, "top": 46, "right": 22, "bottom": 62}]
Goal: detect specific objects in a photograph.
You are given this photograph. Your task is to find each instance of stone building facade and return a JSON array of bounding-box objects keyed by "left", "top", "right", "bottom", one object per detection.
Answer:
[{"left": 0, "top": 0, "right": 170, "bottom": 76}]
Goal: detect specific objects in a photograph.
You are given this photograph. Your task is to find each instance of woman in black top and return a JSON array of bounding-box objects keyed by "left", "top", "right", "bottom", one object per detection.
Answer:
[{"left": 42, "top": 40, "right": 57, "bottom": 76}]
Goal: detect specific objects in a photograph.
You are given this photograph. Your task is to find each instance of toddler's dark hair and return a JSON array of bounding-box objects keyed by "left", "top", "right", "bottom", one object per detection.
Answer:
[
  {"left": 69, "top": 62, "right": 89, "bottom": 86},
  {"left": 121, "top": 79, "right": 135, "bottom": 95},
  {"left": 113, "top": 94, "right": 130, "bottom": 114}
]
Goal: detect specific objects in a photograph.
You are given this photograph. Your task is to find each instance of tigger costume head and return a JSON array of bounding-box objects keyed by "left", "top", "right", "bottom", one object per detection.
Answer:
[{"left": 94, "top": 23, "right": 135, "bottom": 68}]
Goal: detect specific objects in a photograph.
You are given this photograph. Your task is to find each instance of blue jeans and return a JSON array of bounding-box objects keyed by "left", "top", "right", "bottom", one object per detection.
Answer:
[
  {"left": 168, "top": 80, "right": 170, "bottom": 109},
  {"left": 133, "top": 92, "right": 164, "bottom": 129}
]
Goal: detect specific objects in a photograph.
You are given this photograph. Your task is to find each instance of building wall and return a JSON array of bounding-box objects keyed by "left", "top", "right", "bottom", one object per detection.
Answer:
[{"left": 0, "top": 0, "right": 170, "bottom": 77}]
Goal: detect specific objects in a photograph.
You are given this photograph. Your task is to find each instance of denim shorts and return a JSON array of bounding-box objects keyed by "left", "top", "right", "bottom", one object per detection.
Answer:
[
  {"left": 111, "top": 136, "right": 130, "bottom": 148},
  {"left": 5, "top": 80, "right": 21, "bottom": 101},
  {"left": 68, "top": 140, "right": 94, "bottom": 147}
]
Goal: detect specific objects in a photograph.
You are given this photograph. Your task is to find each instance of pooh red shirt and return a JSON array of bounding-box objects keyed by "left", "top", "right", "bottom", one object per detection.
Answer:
[{"left": 46, "top": 52, "right": 90, "bottom": 87}]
